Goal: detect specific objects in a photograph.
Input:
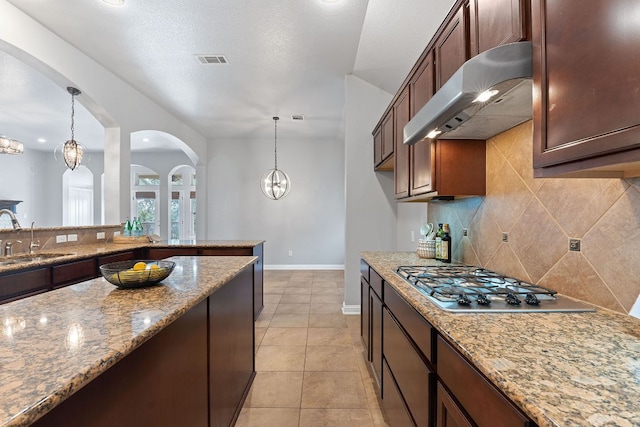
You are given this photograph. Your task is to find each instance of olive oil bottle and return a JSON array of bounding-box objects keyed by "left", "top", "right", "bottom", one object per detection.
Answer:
[
  {"left": 435, "top": 223, "right": 444, "bottom": 260},
  {"left": 441, "top": 223, "right": 451, "bottom": 263}
]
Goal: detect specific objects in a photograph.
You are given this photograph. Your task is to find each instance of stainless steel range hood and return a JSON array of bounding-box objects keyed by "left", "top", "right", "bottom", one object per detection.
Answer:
[{"left": 404, "top": 42, "right": 533, "bottom": 145}]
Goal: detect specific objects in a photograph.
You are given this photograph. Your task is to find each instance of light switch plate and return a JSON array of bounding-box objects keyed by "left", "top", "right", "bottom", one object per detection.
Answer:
[
  {"left": 569, "top": 238, "right": 581, "bottom": 251},
  {"left": 67, "top": 234, "right": 78, "bottom": 242},
  {"left": 56, "top": 235, "right": 67, "bottom": 243},
  {"left": 96, "top": 232, "right": 106, "bottom": 240}
]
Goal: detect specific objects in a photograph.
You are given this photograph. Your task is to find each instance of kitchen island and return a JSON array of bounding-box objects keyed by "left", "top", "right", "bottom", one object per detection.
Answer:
[
  {"left": 0, "top": 255, "right": 257, "bottom": 427},
  {"left": 362, "top": 251, "right": 640, "bottom": 427}
]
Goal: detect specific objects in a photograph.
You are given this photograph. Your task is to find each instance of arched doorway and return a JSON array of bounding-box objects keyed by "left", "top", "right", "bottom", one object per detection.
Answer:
[
  {"left": 130, "top": 165, "right": 160, "bottom": 236},
  {"left": 169, "top": 165, "right": 197, "bottom": 240},
  {"left": 62, "top": 166, "right": 94, "bottom": 226}
]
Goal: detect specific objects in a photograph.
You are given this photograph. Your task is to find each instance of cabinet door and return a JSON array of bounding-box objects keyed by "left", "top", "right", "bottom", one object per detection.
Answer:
[
  {"left": 373, "top": 125, "right": 383, "bottom": 167},
  {"left": 379, "top": 110, "right": 395, "bottom": 171},
  {"left": 469, "top": 0, "right": 527, "bottom": 56},
  {"left": 435, "top": 5, "right": 468, "bottom": 89},
  {"left": 436, "top": 382, "right": 473, "bottom": 427},
  {"left": 0, "top": 267, "right": 50, "bottom": 303},
  {"left": 409, "top": 52, "right": 435, "bottom": 196},
  {"left": 52, "top": 258, "right": 97, "bottom": 289},
  {"left": 97, "top": 250, "right": 140, "bottom": 267},
  {"left": 370, "top": 287, "right": 383, "bottom": 387},
  {"left": 361, "top": 277, "right": 371, "bottom": 359},
  {"left": 532, "top": 0, "right": 640, "bottom": 177},
  {"left": 394, "top": 87, "right": 411, "bottom": 199},
  {"left": 382, "top": 360, "right": 415, "bottom": 427},
  {"left": 146, "top": 247, "right": 199, "bottom": 260}
]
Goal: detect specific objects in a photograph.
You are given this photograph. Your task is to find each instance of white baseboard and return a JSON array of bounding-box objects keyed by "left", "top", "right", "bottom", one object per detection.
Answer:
[
  {"left": 264, "top": 264, "right": 344, "bottom": 270},
  {"left": 342, "top": 304, "right": 360, "bottom": 315}
]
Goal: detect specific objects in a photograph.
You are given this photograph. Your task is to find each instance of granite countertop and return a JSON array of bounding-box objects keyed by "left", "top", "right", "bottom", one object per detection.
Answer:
[
  {"left": 0, "top": 255, "right": 257, "bottom": 427},
  {"left": 362, "top": 251, "right": 640, "bottom": 427},
  {"left": 0, "top": 240, "right": 265, "bottom": 274}
]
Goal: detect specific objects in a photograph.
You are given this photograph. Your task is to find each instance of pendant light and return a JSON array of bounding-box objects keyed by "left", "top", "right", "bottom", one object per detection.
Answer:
[
  {"left": 261, "top": 117, "right": 291, "bottom": 200},
  {"left": 0, "top": 136, "right": 23, "bottom": 154},
  {"left": 61, "top": 87, "right": 84, "bottom": 170}
]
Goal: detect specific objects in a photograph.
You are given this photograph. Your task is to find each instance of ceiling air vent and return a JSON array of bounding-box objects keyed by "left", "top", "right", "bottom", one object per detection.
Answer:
[
  {"left": 291, "top": 114, "right": 305, "bottom": 121},
  {"left": 195, "top": 54, "right": 229, "bottom": 64}
]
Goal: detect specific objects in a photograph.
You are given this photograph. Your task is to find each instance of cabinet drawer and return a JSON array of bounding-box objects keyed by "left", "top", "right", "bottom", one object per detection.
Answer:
[
  {"left": 360, "top": 259, "right": 370, "bottom": 283},
  {"left": 146, "top": 248, "right": 199, "bottom": 259},
  {"left": 369, "top": 269, "right": 383, "bottom": 299},
  {"left": 199, "top": 248, "right": 251, "bottom": 256},
  {"left": 0, "top": 267, "right": 50, "bottom": 302},
  {"left": 52, "top": 258, "right": 97, "bottom": 288},
  {"left": 98, "top": 250, "right": 139, "bottom": 266},
  {"left": 385, "top": 282, "right": 434, "bottom": 363},
  {"left": 384, "top": 307, "right": 433, "bottom": 427},
  {"left": 436, "top": 382, "right": 473, "bottom": 427},
  {"left": 382, "top": 359, "right": 414, "bottom": 427},
  {"left": 437, "top": 336, "right": 532, "bottom": 427}
]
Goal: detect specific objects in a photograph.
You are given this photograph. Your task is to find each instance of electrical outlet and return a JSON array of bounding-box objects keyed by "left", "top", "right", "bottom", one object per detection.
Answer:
[
  {"left": 569, "top": 238, "right": 581, "bottom": 252},
  {"left": 463, "top": 228, "right": 468, "bottom": 237},
  {"left": 411, "top": 231, "right": 415, "bottom": 242},
  {"left": 114, "top": 231, "right": 120, "bottom": 237},
  {"left": 501, "top": 232, "right": 509, "bottom": 242},
  {"left": 96, "top": 232, "right": 106, "bottom": 240},
  {"left": 288, "top": 250, "right": 293, "bottom": 257},
  {"left": 56, "top": 235, "right": 67, "bottom": 243},
  {"left": 67, "top": 234, "right": 78, "bottom": 242}
]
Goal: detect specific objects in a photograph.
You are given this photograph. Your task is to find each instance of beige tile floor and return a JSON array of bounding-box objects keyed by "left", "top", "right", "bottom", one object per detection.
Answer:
[{"left": 236, "top": 270, "right": 388, "bottom": 427}]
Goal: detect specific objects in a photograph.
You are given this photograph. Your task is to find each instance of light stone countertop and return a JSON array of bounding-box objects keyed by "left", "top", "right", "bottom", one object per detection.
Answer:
[
  {"left": 0, "top": 240, "right": 264, "bottom": 274},
  {"left": 0, "top": 255, "right": 257, "bottom": 427},
  {"left": 362, "top": 251, "right": 640, "bottom": 427}
]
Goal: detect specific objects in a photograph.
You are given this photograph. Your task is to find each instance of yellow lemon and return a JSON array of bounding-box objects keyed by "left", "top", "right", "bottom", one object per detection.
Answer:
[
  {"left": 150, "top": 264, "right": 160, "bottom": 270},
  {"left": 133, "top": 261, "right": 147, "bottom": 271}
]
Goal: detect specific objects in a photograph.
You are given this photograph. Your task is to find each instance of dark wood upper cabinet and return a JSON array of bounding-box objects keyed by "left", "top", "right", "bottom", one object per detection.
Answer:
[
  {"left": 532, "top": 0, "right": 640, "bottom": 178},
  {"left": 374, "top": 110, "right": 395, "bottom": 171},
  {"left": 394, "top": 87, "right": 411, "bottom": 199},
  {"left": 469, "top": 0, "right": 528, "bottom": 56},
  {"left": 435, "top": 4, "right": 469, "bottom": 89},
  {"left": 409, "top": 52, "right": 436, "bottom": 197}
]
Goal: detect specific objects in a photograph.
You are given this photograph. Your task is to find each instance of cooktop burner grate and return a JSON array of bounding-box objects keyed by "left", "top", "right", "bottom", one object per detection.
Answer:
[{"left": 395, "top": 265, "right": 595, "bottom": 313}]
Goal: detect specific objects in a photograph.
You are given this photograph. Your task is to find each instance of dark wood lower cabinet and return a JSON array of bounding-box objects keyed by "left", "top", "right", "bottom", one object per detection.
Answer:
[
  {"left": 383, "top": 307, "right": 433, "bottom": 427},
  {"left": 32, "top": 265, "right": 255, "bottom": 427},
  {"left": 0, "top": 267, "right": 50, "bottom": 303},
  {"left": 382, "top": 359, "right": 415, "bottom": 427},
  {"left": 33, "top": 300, "right": 209, "bottom": 427},
  {"left": 361, "top": 276, "right": 371, "bottom": 358},
  {"left": 209, "top": 267, "right": 255, "bottom": 427},
  {"left": 436, "top": 382, "right": 474, "bottom": 427},
  {"left": 52, "top": 258, "right": 97, "bottom": 289}
]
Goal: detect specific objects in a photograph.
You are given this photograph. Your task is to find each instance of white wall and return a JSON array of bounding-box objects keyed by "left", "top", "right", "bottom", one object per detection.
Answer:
[
  {"left": 207, "top": 135, "right": 345, "bottom": 268},
  {"left": 397, "top": 203, "right": 428, "bottom": 251},
  {"left": 344, "top": 74, "right": 397, "bottom": 310}
]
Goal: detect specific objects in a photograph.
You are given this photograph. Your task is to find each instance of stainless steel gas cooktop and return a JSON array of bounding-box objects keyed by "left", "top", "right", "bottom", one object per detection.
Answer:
[{"left": 396, "top": 265, "right": 595, "bottom": 313}]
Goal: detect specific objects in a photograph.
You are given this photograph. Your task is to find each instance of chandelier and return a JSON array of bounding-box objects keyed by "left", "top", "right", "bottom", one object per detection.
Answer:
[
  {"left": 60, "top": 87, "right": 84, "bottom": 170},
  {"left": 0, "top": 136, "right": 23, "bottom": 155},
  {"left": 261, "top": 117, "right": 291, "bottom": 200}
]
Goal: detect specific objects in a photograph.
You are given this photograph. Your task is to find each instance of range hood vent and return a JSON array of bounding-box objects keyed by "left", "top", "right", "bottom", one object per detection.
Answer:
[{"left": 404, "top": 42, "right": 533, "bottom": 145}]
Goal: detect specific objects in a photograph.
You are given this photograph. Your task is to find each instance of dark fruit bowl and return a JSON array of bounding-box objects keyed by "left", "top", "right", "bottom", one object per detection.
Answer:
[{"left": 99, "top": 260, "right": 176, "bottom": 288}]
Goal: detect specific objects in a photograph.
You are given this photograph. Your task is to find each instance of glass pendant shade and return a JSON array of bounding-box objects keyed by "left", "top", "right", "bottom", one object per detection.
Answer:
[
  {"left": 261, "top": 116, "right": 291, "bottom": 200},
  {"left": 0, "top": 136, "right": 24, "bottom": 154},
  {"left": 63, "top": 139, "right": 84, "bottom": 170},
  {"left": 261, "top": 168, "right": 291, "bottom": 200}
]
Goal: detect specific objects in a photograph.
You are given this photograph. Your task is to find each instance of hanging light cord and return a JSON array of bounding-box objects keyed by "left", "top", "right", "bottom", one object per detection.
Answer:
[
  {"left": 70, "top": 92, "right": 76, "bottom": 143},
  {"left": 273, "top": 116, "right": 279, "bottom": 170}
]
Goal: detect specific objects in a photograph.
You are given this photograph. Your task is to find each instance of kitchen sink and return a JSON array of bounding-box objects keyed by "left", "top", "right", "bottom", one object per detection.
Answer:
[{"left": 0, "top": 253, "right": 73, "bottom": 266}]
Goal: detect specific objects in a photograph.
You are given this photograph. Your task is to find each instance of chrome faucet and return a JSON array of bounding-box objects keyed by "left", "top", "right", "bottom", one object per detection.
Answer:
[
  {"left": 0, "top": 209, "right": 22, "bottom": 231},
  {"left": 29, "top": 222, "right": 40, "bottom": 255}
]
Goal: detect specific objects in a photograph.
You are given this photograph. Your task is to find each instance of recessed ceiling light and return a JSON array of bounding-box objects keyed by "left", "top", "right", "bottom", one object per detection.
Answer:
[
  {"left": 37, "top": 138, "right": 46, "bottom": 143},
  {"left": 142, "top": 138, "right": 150, "bottom": 142},
  {"left": 102, "top": 0, "right": 125, "bottom": 6},
  {"left": 321, "top": 0, "right": 341, "bottom": 2}
]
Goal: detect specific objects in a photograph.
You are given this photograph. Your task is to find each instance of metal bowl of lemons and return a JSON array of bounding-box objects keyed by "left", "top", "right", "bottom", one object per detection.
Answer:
[{"left": 99, "top": 260, "right": 176, "bottom": 288}]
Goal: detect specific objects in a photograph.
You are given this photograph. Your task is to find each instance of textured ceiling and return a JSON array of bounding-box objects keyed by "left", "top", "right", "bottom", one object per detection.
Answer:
[{"left": 1, "top": 0, "right": 455, "bottom": 153}]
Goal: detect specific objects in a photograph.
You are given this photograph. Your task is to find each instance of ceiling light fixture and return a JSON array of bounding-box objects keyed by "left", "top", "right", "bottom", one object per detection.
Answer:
[
  {"left": 261, "top": 117, "right": 291, "bottom": 200},
  {"left": 59, "top": 87, "right": 84, "bottom": 170},
  {"left": 102, "top": 0, "right": 125, "bottom": 5},
  {"left": 0, "top": 136, "right": 24, "bottom": 155}
]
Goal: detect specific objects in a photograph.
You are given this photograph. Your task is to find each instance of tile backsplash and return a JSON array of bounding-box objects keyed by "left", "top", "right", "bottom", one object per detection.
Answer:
[
  {"left": 428, "top": 121, "right": 640, "bottom": 313},
  {"left": 0, "top": 225, "right": 122, "bottom": 254}
]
